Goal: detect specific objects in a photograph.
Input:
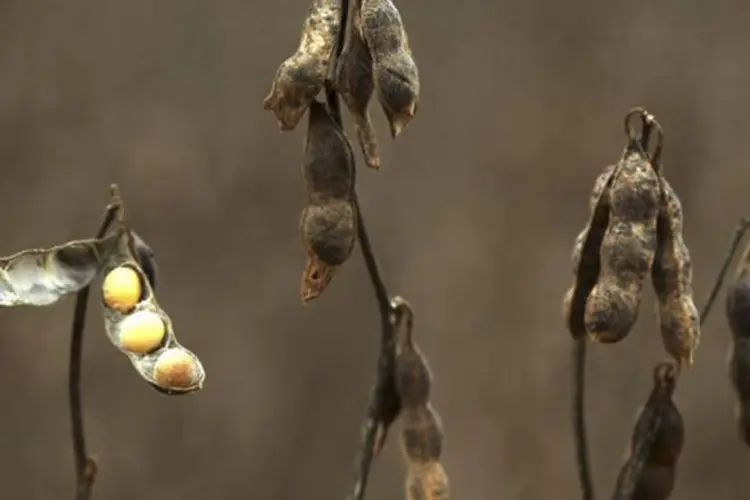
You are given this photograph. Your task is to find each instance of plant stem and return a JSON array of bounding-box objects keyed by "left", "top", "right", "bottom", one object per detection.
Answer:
[{"left": 69, "top": 196, "right": 120, "bottom": 500}]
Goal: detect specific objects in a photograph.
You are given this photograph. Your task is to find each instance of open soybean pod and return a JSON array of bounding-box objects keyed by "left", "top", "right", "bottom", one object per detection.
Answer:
[
  {"left": 100, "top": 225, "right": 204, "bottom": 395},
  {"left": 726, "top": 240, "right": 750, "bottom": 447},
  {"left": 563, "top": 163, "right": 618, "bottom": 339},
  {"left": 651, "top": 176, "right": 700, "bottom": 368},
  {"left": 263, "top": 0, "right": 342, "bottom": 130},
  {"left": 360, "top": 0, "right": 420, "bottom": 138},
  {"left": 584, "top": 109, "right": 661, "bottom": 343},
  {"left": 0, "top": 233, "right": 120, "bottom": 307},
  {"left": 613, "top": 363, "right": 684, "bottom": 500},
  {"left": 299, "top": 99, "right": 358, "bottom": 302},
  {"left": 334, "top": 2, "right": 381, "bottom": 170}
]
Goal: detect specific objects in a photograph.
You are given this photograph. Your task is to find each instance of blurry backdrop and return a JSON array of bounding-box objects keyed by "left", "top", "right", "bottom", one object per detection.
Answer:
[{"left": 0, "top": 0, "right": 749, "bottom": 498}]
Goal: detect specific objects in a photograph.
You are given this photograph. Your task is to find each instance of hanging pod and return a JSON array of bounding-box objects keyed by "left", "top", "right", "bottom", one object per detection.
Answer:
[
  {"left": 263, "top": 0, "right": 343, "bottom": 130},
  {"left": 99, "top": 223, "right": 205, "bottom": 395},
  {"left": 360, "top": 0, "right": 420, "bottom": 138},
  {"left": 583, "top": 110, "right": 662, "bottom": 343},
  {"left": 0, "top": 234, "right": 120, "bottom": 307},
  {"left": 299, "top": 99, "right": 358, "bottom": 302},
  {"left": 335, "top": 2, "right": 381, "bottom": 169}
]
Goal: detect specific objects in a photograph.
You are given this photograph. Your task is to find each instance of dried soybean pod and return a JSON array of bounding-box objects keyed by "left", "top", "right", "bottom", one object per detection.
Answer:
[
  {"left": 300, "top": 100, "right": 358, "bottom": 302},
  {"left": 132, "top": 231, "right": 157, "bottom": 290},
  {"left": 392, "top": 297, "right": 443, "bottom": 462},
  {"left": 0, "top": 233, "right": 120, "bottom": 307},
  {"left": 563, "top": 163, "right": 618, "bottom": 339},
  {"left": 335, "top": 4, "right": 380, "bottom": 170},
  {"left": 651, "top": 177, "right": 700, "bottom": 367},
  {"left": 726, "top": 241, "right": 750, "bottom": 447},
  {"left": 406, "top": 461, "right": 451, "bottom": 500},
  {"left": 360, "top": 0, "right": 420, "bottom": 138},
  {"left": 585, "top": 113, "right": 661, "bottom": 343},
  {"left": 613, "top": 363, "right": 683, "bottom": 500},
  {"left": 263, "top": 0, "right": 342, "bottom": 130}
]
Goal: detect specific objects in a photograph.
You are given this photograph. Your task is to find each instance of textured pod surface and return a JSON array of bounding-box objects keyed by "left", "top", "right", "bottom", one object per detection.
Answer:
[
  {"left": 728, "top": 334, "right": 750, "bottom": 446},
  {"left": 615, "top": 363, "right": 683, "bottom": 500},
  {"left": 100, "top": 226, "right": 205, "bottom": 394},
  {"left": 406, "top": 461, "right": 450, "bottom": 500},
  {"left": 563, "top": 163, "right": 617, "bottom": 339},
  {"left": 726, "top": 246, "right": 750, "bottom": 447},
  {"left": 584, "top": 147, "right": 660, "bottom": 342},
  {"left": 335, "top": 6, "right": 380, "bottom": 169},
  {"left": 0, "top": 233, "right": 119, "bottom": 307},
  {"left": 391, "top": 297, "right": 450, "bottom": 498},
  {"left": 263, "top": 0, "right": 342, "bottom": 130},
  {"left": 360, "top": 0, "right": 419, "bottom": 137},
  {"left": 400, "top": 406, "right": 444, "bottom": 463},
  {"left": 651, "top": 177, "right": 700, "bottom": 366},
  {"left": 299, "top": 100, "right": 357, "bottom": 302}
]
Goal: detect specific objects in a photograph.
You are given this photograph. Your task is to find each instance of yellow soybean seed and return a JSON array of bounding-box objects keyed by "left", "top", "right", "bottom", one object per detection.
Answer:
[
  {"left": 102, "top": 266, "right": 142, "bottom": 312},
  {"left": 153, "top": 348, "right": 197, "bottom": 389},
  {"left": 118, "top": 310, "right": 166, "bottom": 354}
]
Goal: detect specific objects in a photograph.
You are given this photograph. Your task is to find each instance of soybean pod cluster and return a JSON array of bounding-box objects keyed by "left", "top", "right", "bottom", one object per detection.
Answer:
[{"left": 563, "top": 108, "right": 700, "bottom": 367}]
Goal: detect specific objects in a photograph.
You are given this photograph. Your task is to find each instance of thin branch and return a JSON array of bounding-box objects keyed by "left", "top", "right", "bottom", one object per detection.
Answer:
[
  {"left": 324, "top": 0, "right": 350, "bottom": 127},
  {"left": 346, "top": 196, "right": 399, "bottom": 500},
  {"left": 322, "top": 1, "right": 403, "bottom": 498},
  {"left": 699, "top": 218, "right": 750, "bottom": 325},
  {"left": 69, "top": 195, "right": 121, "bottom": 500},
  {"left": 572, "top": 338, "right": 594, "bottom": 500}
]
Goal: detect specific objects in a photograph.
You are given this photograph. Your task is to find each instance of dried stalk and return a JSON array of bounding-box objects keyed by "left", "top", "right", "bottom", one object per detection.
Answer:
[{"left": 69, "top": 187, "right": 122, "bottom": 500}]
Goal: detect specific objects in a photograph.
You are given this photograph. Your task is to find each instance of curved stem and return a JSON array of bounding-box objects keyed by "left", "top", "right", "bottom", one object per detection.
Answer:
[
  {"left": 699, "top": 218, "right": 750, "bottom": 325},
  {"left": 322, "top": 3, "right": 403, "bottom": 499},
  {"left": 572, "top": 338, "right": 594, "bottom": 500},
  {"left": 69, "top": 201, "right": 120, "bottom": 500}
]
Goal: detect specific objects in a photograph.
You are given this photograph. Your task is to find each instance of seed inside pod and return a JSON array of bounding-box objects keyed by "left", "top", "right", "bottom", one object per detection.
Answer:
[
  {"left": 118, "top": 310, "right": 166, "bottom": 354},
  {"left": 153, "top": 348, "right": 198, "bottom": 389},
  {"left": 102, "top": 266, "right": 142, "bottom": 312}
]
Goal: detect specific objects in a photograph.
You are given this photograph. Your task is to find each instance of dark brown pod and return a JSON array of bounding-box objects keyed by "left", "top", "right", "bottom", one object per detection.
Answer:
[
  {"left": 263, "top": 0, "right": 342, "bottom": 130},
  {"left": 392, "top": 296, "right": 432, "bottom": 407},
  {"left": 613, "top": 362, "right": 683, "bottom": 500},
  {"left": 131, "top": 231, "right": 157, "bottom": 290},
  {"left": 299, "top": 100, "right": 357, "bottom": 302},
  {"left": 651, "top": 177, "right": 699, "bottom": 367},
  {"left": 585, "top": 143, "right": 660, "bottom": 343},
  {"left": 360, "top": 0, "right": 420, "bottom": 138},
  {"left": 726, "top": 246, "right": 750, "bottom": 447},
  {"left": 335, "top": 5, "right": 380, "bottom": 169},
  {"left": 400, "top": 405, "right": 444, "bottom": 463},
  {"left": 563, "top": 164, "right": 617, "bottom": 339}
]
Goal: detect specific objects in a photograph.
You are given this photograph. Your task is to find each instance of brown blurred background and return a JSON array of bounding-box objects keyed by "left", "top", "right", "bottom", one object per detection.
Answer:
[{"left": 0, "top": 0, "right": 749, "bottom": 498}]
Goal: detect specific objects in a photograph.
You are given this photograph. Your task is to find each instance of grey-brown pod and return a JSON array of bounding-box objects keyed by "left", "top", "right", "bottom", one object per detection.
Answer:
[
  {"left": 584, "top": 142, "right": 661, "bottom": 343},
  {"left": 263, "top": 0, "right": 342, "bottom": 130},
  {"left": 360, "top": 0, "right": 420, "bottom": 138},
  {"left": 651, "top": 177, "right": 699, "bottom": 367},
  {"left": 335, "top": 4, "right": 380, "bottom": 170},
  {"left": 563, "top": 164, "right": 617, "bottom": 339},
  {"left": 131, "top": 231, "right": 157, "bottom": 290},
  {"left": 100, "top": 224, "right": 205, "bottom": 395},
  {"left": 726, "top": 242, "right": 750, "bottom": 447},
  {"left": 299, "top": 100, "right": 358, "bottom": 302},
  {"left": 390, "top": 296, "right": 450, "bottom": 498},
  {"left": 0, "top": 233, "right": 120, "bottom": 307},
  {"left": 616, "top": 363, "right": 683, "bottom": 500}
]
